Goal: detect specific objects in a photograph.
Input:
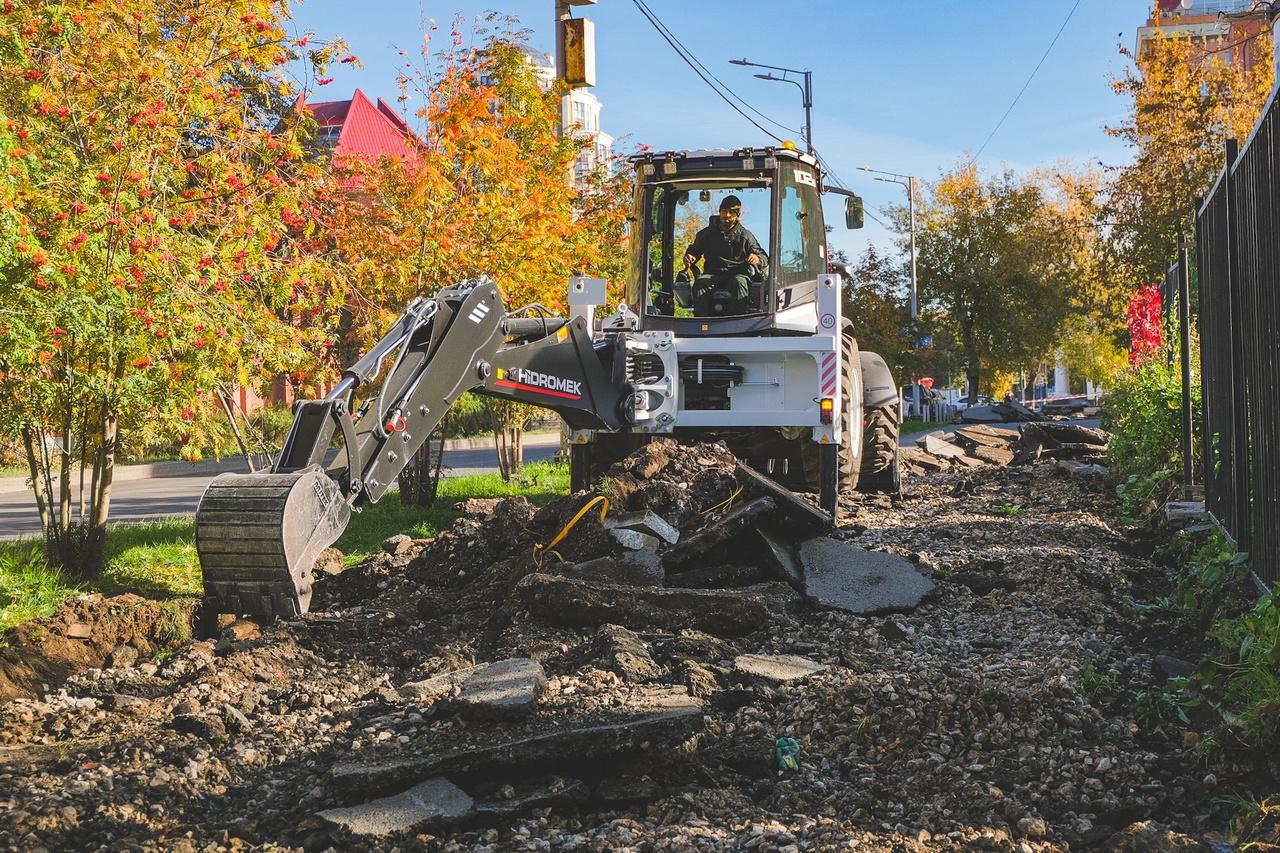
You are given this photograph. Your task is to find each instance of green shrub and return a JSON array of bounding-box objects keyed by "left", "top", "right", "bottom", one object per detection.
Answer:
[
  {"left": 1204, "top": 583, "right": 1280, "bottom": 743},
  {"left": 1135, "top": 676, "right": 1199, "bottom": 726},
  {"left": 247, "top": 404, "right": 296, "bottom": 450},
  {"left": 1101, "top": 338, "right": 1200, "bottom": 482},
  {"left": 1116, "top": 469, "right": 1177, "bottom": 523},
  {"left": 1175, "top": 529, "right": 1251, "bottom": 618}
]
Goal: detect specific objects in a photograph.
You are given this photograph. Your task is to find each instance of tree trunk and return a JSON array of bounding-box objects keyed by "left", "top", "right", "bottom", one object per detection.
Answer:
[
  {"left": 397, "top": 413, "right": 449, "bottom": 506},
  {"left": 961, "top": 320, "right": 981, "bottom": 403},
  {"left": 21, "top": 426, "right": 51, "bottom": 534},
  {"left": 487, "top": 399, "right": 528, "bottom": 483}
]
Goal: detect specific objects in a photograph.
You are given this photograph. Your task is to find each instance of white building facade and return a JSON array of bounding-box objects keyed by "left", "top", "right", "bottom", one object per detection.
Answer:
[{"left": 521, "top": 47, "right": 614, "bottom": 183}]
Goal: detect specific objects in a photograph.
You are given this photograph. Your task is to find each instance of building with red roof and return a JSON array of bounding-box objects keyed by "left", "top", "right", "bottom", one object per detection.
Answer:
[
  {"left": 299, "top": 88, "right": 420, "bottom": 162},
  {"left": 233, "top": 90, "right": 420, "bottom": 416}
]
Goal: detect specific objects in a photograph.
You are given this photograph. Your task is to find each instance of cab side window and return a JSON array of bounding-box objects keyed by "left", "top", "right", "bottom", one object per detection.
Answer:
[{"left": 779, "top": 164, "right": 824, "bottom": 287}]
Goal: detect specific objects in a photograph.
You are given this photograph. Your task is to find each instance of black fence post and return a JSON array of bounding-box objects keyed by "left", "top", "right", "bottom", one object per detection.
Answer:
[{"left": 1177, "top": 232, "right": 1194, "bottom": 497}]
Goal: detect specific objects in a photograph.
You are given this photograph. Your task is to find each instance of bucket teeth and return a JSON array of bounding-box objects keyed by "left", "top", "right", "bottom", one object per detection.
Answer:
[{"left": 196, "top": 468, "right": 350, "bottom": 618}]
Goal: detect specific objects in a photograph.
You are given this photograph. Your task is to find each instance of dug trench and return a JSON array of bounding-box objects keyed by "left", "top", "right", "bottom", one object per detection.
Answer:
[{"left": 0, "top": 438, "right": 1257, "bottom": 851}]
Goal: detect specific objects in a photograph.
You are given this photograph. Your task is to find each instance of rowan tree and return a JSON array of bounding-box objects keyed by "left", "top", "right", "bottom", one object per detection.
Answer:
[
  {"left": 1106, "top": 15, "right": 1274, "bottom": 283},
  {"left": 0, "top": 1, "right": 346, "bottom": 576},
  {"left": 314, "top": 24, "right": 630, "bottom": 484}
]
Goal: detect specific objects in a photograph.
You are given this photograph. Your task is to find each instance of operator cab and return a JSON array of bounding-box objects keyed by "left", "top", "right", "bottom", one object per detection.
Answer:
[{"left": 627, "top": 146, "right": 863, "bottom": 335}]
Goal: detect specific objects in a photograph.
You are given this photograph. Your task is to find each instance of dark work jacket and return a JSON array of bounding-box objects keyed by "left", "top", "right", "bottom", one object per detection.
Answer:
[{"left": 686, "top": 222, "right": 765, "bottom": 275}]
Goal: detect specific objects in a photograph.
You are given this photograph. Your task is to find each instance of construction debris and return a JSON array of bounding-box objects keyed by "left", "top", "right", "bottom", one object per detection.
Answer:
[
  {"left": 798, "top": 537, "right": 935, "bottom": 614},
  {"left": 901, "top": 422, "right": 1109, "bottom": 477}
]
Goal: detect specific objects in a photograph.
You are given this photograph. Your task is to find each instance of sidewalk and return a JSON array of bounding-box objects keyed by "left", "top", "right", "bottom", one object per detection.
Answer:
[{"left": 0, "top": 431, "right": 563, "bottom": 495}]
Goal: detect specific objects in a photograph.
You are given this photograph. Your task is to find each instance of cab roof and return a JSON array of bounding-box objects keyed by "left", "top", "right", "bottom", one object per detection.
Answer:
[{"left": 628, "top": 146, "right": 820, "bottom": 169}]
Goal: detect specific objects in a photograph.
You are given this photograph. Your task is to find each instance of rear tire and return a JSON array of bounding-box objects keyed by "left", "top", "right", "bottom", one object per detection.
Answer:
[{"left": 858, "top": 404, "right": 901, "bottom": 495}]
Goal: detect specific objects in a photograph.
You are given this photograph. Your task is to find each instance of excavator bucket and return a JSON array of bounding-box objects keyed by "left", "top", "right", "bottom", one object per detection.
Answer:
[{"left": 195, "top": 468, "right": 350, "bottom": 618}]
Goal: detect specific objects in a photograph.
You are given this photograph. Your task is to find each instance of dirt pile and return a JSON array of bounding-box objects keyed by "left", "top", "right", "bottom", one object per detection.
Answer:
[
  {"left": 0, "top": 440, "right": 1263, "bottom": 851},
  {"left": 0, "top": 594, "right": 198, "bottom": 706}
]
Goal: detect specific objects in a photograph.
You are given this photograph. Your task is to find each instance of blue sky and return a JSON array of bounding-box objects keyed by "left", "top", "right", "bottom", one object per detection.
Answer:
[{"left": 286, "top": 0, "right": 1152, "bottom": 258}]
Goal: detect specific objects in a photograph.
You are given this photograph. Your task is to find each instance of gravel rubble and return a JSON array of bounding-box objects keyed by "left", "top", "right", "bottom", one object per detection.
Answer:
[{"left": 0, "top": 446, "right": 1251, "bottom": 851}]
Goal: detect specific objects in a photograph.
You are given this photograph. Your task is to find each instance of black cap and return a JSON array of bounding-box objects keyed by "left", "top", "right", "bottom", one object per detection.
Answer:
[{"left": 719, "top": 195, "right": 742, "bottom": 211}]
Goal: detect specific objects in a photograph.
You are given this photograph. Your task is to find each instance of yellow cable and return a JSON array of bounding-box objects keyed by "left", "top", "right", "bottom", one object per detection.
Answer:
[
  {"left": 701, "top": 484, "right": 743, "bottom": 517},
  {"left": 533, "top": 495, "right": 610, "bottom": 569}
]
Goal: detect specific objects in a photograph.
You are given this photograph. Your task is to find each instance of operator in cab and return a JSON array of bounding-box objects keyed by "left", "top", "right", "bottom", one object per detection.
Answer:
[{"left": 683, "top": 195, "right": 766, "bottom": 316}]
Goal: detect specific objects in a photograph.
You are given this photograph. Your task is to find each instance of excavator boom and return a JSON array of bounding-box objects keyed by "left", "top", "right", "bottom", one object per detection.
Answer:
[{"left": 195, "top": 277, "right": 631, "bottom": 618}]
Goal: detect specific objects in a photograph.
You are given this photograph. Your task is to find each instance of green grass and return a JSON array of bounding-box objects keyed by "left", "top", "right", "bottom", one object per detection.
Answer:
[
  {"left": 337, "top": 461, "right": 569, "bottom": 566},
  {"left": 0, "top": 542, "right": 83, "bottom": 633},
  {"left": 902, "top": 420, "right": 951, "bottom": 436},
  {"left": 0, "top": 463, "right": 570, "bottom": 631}
]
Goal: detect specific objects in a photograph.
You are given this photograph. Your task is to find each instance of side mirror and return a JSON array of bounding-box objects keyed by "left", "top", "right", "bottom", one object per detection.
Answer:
[{"left": 845, "top": 195, "right": 865, "bottom": 230}]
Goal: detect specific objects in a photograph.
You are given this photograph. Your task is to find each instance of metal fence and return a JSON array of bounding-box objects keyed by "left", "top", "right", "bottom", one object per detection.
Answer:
[
  {"left": 1195, "top": 83, "right": 1280, "bottom": 588},
  {"left": 1159, "top": 248, "right": 1195, "bottom": 497}
]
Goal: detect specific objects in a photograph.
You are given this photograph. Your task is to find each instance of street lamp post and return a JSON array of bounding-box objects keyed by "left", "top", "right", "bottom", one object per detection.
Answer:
[
  {"left": 857, "top": 166, "right": 922, "bottom": 415},
  {"left": 729, "top": 57, "right": 813, "bottom": 153}
]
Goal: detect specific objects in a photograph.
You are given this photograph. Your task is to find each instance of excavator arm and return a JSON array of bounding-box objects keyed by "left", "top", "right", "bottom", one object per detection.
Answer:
[{"left": 196, "top": 277, "right": 632, "bottom": 618}]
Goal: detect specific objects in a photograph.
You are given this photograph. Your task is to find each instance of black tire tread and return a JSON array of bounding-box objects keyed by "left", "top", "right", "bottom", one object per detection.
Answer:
[{"left": 858, "top": 404, "right": 901, "bottom": 495}]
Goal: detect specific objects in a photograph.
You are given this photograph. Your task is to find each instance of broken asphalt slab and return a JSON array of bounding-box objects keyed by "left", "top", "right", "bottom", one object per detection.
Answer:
[
  {"left": 516, "top": 572, "right": 772, "bottom": 637},
  {"left": 799, "top": 537, "right": 935, "bottom": 614},
  {"left": 661, "top": 497, "right": 775, "bottom": 569},
  {"left": 733, "top": 653, "right": 827, "bottom": 683},
  {"left": 543, "top": 550, "right": 665, "bottom": 587},
  {"left": 330, "top": 700, "right": 705, "bottom": 796},
  {"left": 318, "top": 776, "right": 474, "bottom": 838}
]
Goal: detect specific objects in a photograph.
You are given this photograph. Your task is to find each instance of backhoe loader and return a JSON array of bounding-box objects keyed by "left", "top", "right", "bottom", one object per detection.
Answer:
[{"left": 195, "top": 145, "right": 901, "bottom": 618}]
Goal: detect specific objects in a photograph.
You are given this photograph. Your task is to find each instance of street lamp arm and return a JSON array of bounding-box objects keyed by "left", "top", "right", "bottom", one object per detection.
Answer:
[
  {"left": 730, "top": 57, "right": 809, "bottom": 76},
  {"left": 754, "top": 72, "right": 806, "bottom": 98},
  {"left": 732, "top": 56, "right": 814, "bottom": 154}
]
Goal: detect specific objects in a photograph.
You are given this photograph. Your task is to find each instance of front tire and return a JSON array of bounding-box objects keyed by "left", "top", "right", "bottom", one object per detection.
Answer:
[{"left": 858, "top": 404, "right": 901, "bottom": 495}]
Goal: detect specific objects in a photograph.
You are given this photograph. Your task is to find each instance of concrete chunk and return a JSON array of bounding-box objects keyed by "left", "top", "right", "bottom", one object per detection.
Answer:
[
  {"left": 318, "top": 777, "right": 473, "bottom": 836},
  {"left": 454, "top": 659, "right": 547, "bottom": 719},
  {"left": 605, "top": 511, "right": 680, "bottom": 545},
  {"left": 920, "top": 434, "right": 967, "bottom": 459},
  {"left": 799, "top": 538, "right": 934, "bottom": 615},
  {"left": 609, "top": 528, "right": 662, "bottom": 551},
  {"left": 598, "top": 624, "right": 662, "bottom": 682},
  {"left": 733, "top": 653, "right": 827, "bottom": 682}
]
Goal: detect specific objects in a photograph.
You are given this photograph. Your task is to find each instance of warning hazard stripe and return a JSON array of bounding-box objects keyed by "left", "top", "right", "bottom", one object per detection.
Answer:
[
  {"left": 494, "top": 378, "right": 581, "bottom": 400},
  {"left": 820, "top": 353, "right": 838, "bottom": 396}
]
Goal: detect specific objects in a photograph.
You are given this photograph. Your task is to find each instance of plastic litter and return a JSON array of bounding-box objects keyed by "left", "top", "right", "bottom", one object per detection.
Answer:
[{"left": 775, "top": 736, "right": 800, "bottom": 771}]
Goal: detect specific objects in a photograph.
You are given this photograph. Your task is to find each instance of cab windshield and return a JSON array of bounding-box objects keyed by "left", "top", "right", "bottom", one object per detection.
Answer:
[{"left": 641, "top": 181, "right": 772, "bottom": 319}]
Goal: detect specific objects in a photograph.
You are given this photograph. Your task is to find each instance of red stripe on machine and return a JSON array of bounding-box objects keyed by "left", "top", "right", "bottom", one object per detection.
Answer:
[
  {"left": 494, "top": 379, "right": 581, "bottom": 400},
  {"left": 821, "top": 353, "right": 838, "bottom": 395}
]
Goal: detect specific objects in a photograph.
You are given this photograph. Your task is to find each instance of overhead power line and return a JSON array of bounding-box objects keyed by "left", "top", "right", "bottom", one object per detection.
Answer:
[
  {"left": 970, "top": 0, "right": 1082, "bottom": 164},
  {"left": 628, "top": 0, "right": 797, "bottom": 143}
]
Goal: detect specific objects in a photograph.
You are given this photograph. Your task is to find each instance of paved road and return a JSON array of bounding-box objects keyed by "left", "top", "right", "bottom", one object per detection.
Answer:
[{"left": 0, "top": 444, "right": 559, "bottom": 540}]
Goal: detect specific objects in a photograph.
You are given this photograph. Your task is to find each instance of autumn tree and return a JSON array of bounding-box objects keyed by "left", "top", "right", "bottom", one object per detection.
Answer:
[
  {"left": 0, "top": 2, "right": 345, "bottom": 576},
  {"left": 1106, "top": 13, "right": 1274, "bottom": 283},
  {"left": 915, "top": 163, "right": 1087, "bottom": 401},
  {"left": 835, "top": 246, "right": 910, "bottom": 376},
  {"left": 314, "top": 23, "right": 630, "bottom": 485}
]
